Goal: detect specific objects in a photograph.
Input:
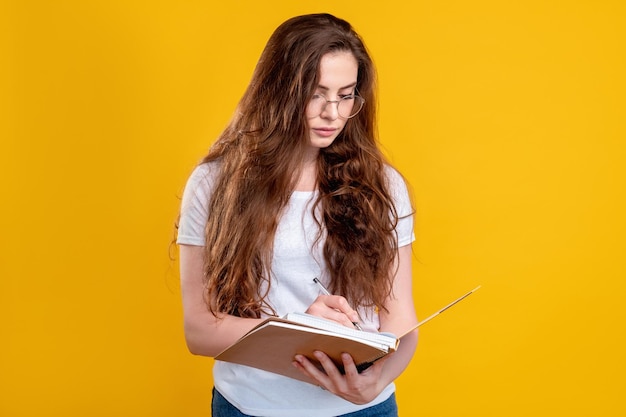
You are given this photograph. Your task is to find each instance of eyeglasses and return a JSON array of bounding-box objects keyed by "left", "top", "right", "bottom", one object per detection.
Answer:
[{"left": 307, "top": 93, "right": 365, "bottom": 119}]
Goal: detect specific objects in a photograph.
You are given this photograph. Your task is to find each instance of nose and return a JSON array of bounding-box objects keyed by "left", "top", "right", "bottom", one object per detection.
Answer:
[{"left": 320, "top": 100, "right": 340, "bottom": 120}]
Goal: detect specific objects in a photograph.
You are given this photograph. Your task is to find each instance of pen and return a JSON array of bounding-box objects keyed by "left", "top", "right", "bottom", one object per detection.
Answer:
[{"left": 313, "top": 277, "right": 363, "bottom": 331}]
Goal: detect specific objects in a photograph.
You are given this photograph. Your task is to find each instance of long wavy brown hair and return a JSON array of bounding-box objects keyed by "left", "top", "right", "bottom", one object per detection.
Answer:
[{"left": 198, "top": 13, "right": 410, "bottom": 318}]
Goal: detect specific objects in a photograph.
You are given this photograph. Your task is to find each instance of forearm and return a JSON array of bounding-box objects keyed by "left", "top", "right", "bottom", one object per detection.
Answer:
[
  {"left": 184, "top": 311, "right": 263, "bottom": 357},
  {"left": 179, "top": 244, "right": 264, "bottom": 357},
  {"left": 379, "top": 329, "right": 418, "bottom": 387},
  {"left": 376, "top": 243, "right": 418, "bottom": 386}
]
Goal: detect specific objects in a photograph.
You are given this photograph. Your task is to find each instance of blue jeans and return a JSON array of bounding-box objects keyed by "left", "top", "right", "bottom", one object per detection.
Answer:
[{"left": 211, "top": 388, "right": 398, "bottom": 417}]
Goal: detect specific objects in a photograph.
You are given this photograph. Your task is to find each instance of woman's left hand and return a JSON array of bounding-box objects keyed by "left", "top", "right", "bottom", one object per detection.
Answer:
[
  {"left": 294, "top": 244, "right": 419, "bottom": 404},
  {"left": 292, "top": 350, "right": 389, "bottom": 404}
]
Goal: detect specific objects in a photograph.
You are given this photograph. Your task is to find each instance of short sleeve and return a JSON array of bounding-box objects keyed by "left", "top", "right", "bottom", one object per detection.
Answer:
[
  {"left": 176, "top": 163, "right": 218, "bottom": 246},
  {"left": 385, "top": 165, "right": 415, "bottom": 248}
]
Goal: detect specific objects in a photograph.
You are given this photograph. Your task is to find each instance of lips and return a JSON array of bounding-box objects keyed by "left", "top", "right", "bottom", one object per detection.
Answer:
[{"left": 312, "top": 127, "right": 338, "bottom": 138}]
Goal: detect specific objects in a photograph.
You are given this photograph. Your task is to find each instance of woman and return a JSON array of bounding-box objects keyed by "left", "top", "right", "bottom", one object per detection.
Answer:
[{"left": 177, "top": 13, "right": 418, "bottom": 417}]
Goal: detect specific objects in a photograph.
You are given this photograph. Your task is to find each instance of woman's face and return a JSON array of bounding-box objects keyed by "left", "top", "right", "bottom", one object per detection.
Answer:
[{"left": 305, "top": 51, "right": 359, "bottom": 153}]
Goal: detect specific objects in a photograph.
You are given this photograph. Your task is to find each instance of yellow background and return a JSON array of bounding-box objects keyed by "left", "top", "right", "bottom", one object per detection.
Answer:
[{"left": 2, "top": 1, "right": 625, "bottom": 416}]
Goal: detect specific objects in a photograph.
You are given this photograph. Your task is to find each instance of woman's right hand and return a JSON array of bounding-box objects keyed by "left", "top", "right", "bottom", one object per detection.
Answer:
[{"left": 305, "top": 295, "right": 361, "bottom": 329}]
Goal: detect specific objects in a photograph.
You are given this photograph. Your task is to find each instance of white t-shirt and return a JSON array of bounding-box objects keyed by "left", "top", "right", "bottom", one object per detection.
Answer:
[{"left": 177, "top": 161, "right": 415, "bottom": 417}]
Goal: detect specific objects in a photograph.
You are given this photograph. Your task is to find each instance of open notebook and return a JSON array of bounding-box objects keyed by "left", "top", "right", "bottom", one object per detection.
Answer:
[
  {"left": 215, "top": 286, "right": 480, "bottom": 384},
  {"left": 215, "top": 313, "right": 398, "bottom": 383}
]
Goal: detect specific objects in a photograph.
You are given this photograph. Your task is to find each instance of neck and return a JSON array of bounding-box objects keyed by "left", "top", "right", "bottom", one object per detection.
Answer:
[{"left": 294, "top": 155, "right": 318, "bottom": 192}]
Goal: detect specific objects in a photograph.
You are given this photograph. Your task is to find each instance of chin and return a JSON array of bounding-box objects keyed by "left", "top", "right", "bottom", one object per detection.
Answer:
[
  {"left": 309, "top": 135, "right": 340, "bottom": 149},
  {"left": 309, "top": 140, "right": 335, "bottom": 150}
]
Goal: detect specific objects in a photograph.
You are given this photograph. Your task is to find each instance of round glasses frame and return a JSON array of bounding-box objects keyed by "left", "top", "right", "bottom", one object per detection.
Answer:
[{"left": 307, "top": 93, "right": 365, "bottom": 119}]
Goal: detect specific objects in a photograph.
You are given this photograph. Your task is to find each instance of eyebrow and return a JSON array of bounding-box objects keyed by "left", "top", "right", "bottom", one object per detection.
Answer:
[{"left": 316, "top": 82, "right": 358, "bottom": 91}]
